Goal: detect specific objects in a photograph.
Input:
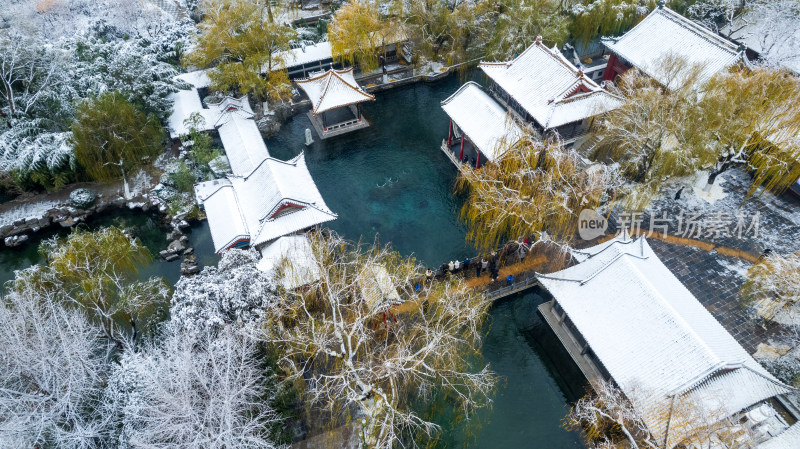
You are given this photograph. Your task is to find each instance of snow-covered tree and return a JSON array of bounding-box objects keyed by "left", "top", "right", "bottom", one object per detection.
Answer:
[
  {"left": 70, "top": 37, "right": 185, "bottom": 119},
  {"left": 591, "top": 57, "right": 708, "bottom": 209},
  {"left": 697, "top": 66, "right": 800, "bottom": 193},
  {"left": 0, "top": 24, "right": 184, "bottom": 189},
  {"left": 170, "top": 248, "right": 279, "bottom": 339},
  {"left": 0, "top": 31, "right": 68, "bottom": 119},
  {"left": 741, "top": 0, "right": 800, "bottom": 72},
  {"left": 685, "top": 0, "right": 742, "bottom": 35},
  {"left": 486, "top": 0, "right": 569, "bottom": 60},
  {"left": 592, "top": 58, "right": 800, "bottom": 207},
  {"left": 13, "top": 227, "right": 171, "bottom": 345},
  {"left": 106, "top": 324, "right": 283, "bottom": 449},
  {"left": 0, "top": 287, "right": 114, "bottom": 449},
  {"left": 262, "top": 233, "right": 497, "bottom": 448},
  {"left": 458, "top": 130, "right": 618, "bottom": 252},
  {"left": 741, "top": 252, "right": 800, "bottom": 322},
  {"left": 570, "top": 0, "right": 654, "bottom": 46},
  {"left": 567, "top": 380, "right": 759, "bottom": 449}
]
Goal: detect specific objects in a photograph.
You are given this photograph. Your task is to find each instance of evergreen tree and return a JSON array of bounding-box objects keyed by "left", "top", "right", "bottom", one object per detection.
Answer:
[{"left": 71, "top": 91, "right": 164, "bottom": 182}]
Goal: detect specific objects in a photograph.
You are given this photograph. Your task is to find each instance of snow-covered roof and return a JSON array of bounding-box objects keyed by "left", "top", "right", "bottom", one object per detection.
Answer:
[
  {"left": 479, "top": 37, "right": 622, "bottom": 129},
  {"left": 216, "top": 114, "right": 269, "bottom": 177},
  {"left": 273, "top": 41, "right": 333, "bottom": 70},
  {"left": 194, "top": 179, "right": 249, "bottom": 252},
  {"left": 357, "top": 262, "right": 401, "bottom": 313},
  {"left": 441, "top": 82, "right": 524, "bottom": 162},
  {"left": 167, "top": 88, "right": 210, "bottom": 139},
  {"left": 257, "top": 235, "right": 321, "bottom": 290},
  {"left": 295, "top": 68, "right": 375, "bottom": 115},
  {"left": 538, "top": 234, "right": 791, "bottom": 447},
  {"left": 167, "top": 78, "right": 257, "bottom": 138},
  {"left": 197, "top": 153, "right": 337, "bottom": 253},
  {"left": 175, "top": 69, "right": 212, "bottom": 89},
  {"left": 758, "top": 422, "right": 800, "bottom": 449},
  {"left": 602, "top": 5, "right": 745, "bottom": 89}
]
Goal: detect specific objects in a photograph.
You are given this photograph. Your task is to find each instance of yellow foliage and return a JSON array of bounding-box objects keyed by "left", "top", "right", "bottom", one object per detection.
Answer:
[
  {"left": 458, "top": 132, "right": 614, "bottom": 252},
  {"left": 328, "top": 0, "right": 397, "bottom": 73},
  {"left": 186, "top": 0, "right": 296, "bottom": 100}
]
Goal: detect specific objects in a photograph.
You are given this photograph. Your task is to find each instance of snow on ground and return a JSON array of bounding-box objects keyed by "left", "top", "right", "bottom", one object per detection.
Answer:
[
  {"left": 643, "top": 168, "right": 800, "bottom": 255},
  {"left": 713, "top": 254, "right": 752, "bottom": 278},
  {"left": 0, "top": 200, "right": 62, "bottom": 224},
  {"left": 690, "top": 171, "right": 728, "bottom": 205}
]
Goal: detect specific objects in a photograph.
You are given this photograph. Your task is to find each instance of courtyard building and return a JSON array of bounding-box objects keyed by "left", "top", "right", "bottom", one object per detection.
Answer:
[
  {"left": 538, "top": 233, "right": 798, "bottom": 448},
  {"left": 478, "top": 35, "right": 622, "bottom": 146},
  {"left": 440, "top": 81, "right": 524, "bottom": 169},
  {"left": 194, "top": 152, "right": 337, "bottom": 254},
  {"left": 602, "top": 3, "right": 747, "bottom": 89}
]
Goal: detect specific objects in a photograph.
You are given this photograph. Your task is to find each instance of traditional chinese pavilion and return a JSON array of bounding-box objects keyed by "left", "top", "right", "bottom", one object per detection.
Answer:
[
  {"left": 296, "top": 67, "right": 375, "bottom": 139},
  {"left": 478, "top": 36, "right": 622, "bottom": 145},
  {"left": 602, "top": 3, "right": 746, "bottom": 89}
]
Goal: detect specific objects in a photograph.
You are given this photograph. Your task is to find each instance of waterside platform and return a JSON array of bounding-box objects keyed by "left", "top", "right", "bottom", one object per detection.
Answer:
[
  {"left": 307, "top": 107, "right": 370, "bottom": 140},
  {"left": 538, "top": 300, "right": 605, "bottom": 385}
]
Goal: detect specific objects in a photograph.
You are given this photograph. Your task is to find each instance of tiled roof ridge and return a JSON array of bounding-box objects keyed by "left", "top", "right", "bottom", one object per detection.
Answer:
[
  {"left": 535, "top": 237, "right": 645, "bottom": 284},
  {"left": 479, "top": 36, "right": 581, "bottom": 76},
  {"left": 658, "top": 6, "right": 740, "bottom": 53},
  {"left": 329, "top": 68, "right": 375, "bottom": 102},
  {"left": 297, "top": 67, "right": 375, "bottom": 114},
  {"left": 263, "top": 200, "right": 338, "bottom": 223},
  {"left": 238, "top": 153, "right": 302, "bottom": 181},
  {"left": 440, "top": 80, "right": 482, "bottom": 105}
]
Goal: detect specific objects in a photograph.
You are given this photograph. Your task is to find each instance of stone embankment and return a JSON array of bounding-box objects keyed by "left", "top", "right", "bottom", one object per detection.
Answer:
[{"left": 0, "top": 170, "right": 201, "bottom": 276}]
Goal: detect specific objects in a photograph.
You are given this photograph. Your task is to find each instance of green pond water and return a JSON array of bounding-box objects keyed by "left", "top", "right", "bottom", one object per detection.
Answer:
[{"left": 0, "top": 73, "right": 587, "bottom": 448}]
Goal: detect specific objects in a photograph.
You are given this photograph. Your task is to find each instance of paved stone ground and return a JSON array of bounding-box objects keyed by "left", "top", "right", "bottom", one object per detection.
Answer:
[
  {"left": 635, "top": 169, "right": 800, "bottom": 256},
  {"left": 648, "top": 238, "right": 787, "bottom": 354}
]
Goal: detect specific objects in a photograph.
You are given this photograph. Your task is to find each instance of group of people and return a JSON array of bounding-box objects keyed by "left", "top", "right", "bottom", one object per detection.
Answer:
[{"left": 441, "top": 254, "right": 501, "bottom": 281}]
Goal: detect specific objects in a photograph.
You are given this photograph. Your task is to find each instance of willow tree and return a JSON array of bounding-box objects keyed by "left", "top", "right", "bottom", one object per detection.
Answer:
[
  {"left": 698, "top": 67, "right": 800, "bottom": 194},
  {"left": 570, "top": 0, "right": 655, "bottom": 46},
  {"left": 741, "top": 252, "right": 800, "bottom": 323},
  {"left": 186, "top": 0, "right": 296, "bottom": 101},
  {"left": 486, "top": 0, "right": 569, "bottom": 60},
  {"left": 594, "top": 62, "right": 800, "bottom": 209},
  {"left": 590, "top": 57, "right": 709, "bottom": 210},
  {"left": 261, "top": 232, "right": 497, "bottom": 448},
  {"left": 457, "top": 132, "right": 617, "bottom": 253},
  {"left": 13, "top": 227, "right": 171, "bottom": 345},
  {"left": 71, "top": 91, "right": 164, "bottom": 182},
  {"left": 328, "top": 0, "right": 400, "bottom": 73},
  {"left": 401, "top": 0, "right": 494, "bottom": 66}
]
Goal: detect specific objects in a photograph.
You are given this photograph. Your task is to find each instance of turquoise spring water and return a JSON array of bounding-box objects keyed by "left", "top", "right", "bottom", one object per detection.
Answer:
[
  {"left": 0, "top": 72, "right": 587, "bottom": 448},
  {"left": 265, "top": 74, "right": 480, "bottom": 267}
]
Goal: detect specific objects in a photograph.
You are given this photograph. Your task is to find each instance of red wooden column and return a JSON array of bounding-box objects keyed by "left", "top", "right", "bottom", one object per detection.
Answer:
[
  {"left": 475, "top": 151, "right": 481, "bottom": 169},
  {"left": 602, "top": 53, "right": 619, "bottom": 82},
  {"left": 447, "top": 120, "right": 453, "bottom": 145},
  {"left": 459, "top": 134, "right": 465, "bottom": 160}
]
